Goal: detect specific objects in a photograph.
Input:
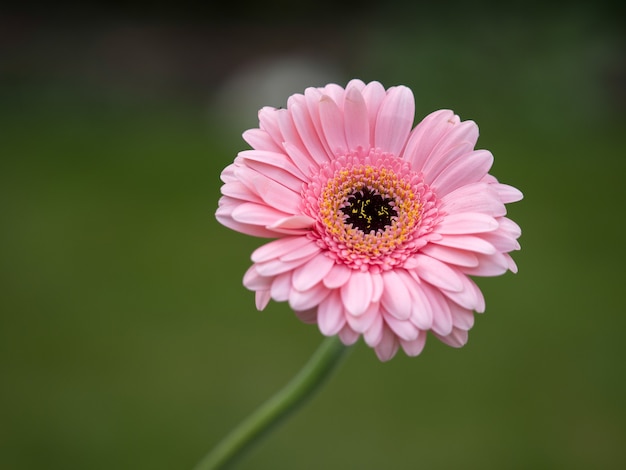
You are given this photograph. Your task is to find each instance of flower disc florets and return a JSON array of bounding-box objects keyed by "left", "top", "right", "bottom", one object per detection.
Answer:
[{"left": 303, "top": 150, "right": 440, "bottom": 272}]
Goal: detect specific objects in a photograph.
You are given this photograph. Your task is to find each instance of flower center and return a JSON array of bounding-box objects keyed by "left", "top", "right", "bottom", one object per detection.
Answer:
[
  {"left": 340, "top": 187, "right": 398, "bottom": 233},
  {"left": 303, "top": 151, "right": 440, "bottom": 272}
]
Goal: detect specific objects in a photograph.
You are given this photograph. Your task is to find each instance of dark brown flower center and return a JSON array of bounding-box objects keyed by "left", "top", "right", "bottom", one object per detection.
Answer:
[{"left": 341, "top": 187, "right": 397, "bottom": 233}]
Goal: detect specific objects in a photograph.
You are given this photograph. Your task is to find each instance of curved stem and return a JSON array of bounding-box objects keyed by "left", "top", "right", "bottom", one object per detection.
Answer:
[{"left": 193, "top": 336, "right": 350, "bottom": 470}]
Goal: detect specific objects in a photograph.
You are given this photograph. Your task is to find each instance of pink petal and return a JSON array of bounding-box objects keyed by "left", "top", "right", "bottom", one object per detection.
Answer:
[
  {"left": 238, "top": 150, "right": 306, "bottom": 180},
  {"left": 481, "top": 230, "right": 521, "bottom": 252},
  {"left": 289, "top": 282, "right": 330, "bottom": 311},
  {"left": 289, "top": 97, "right": 330, "bottom": 166},
  {"left": 407, "top": 281, "right": 434, "bottom": 330},
  {"left": 504, "top": 253, "right": 519, "bottom": 273},
  {"left": 363, "top": 314, "right": 384, "bottom": 347},
  {"left": 492, "top": 183, "right": 524, "bottom": 203},
  {"left": 380, "top": 270, "right": 411, "bottom": 320},
  {"left": 215, "top": 208, "right": 277, "bottom": 238},
  {"left": 267, "top": 215, "right": 316, "bottom": 235},
  {"left": 400, "top": 332, "right": 427, "bottom": 357},
  {"left": 374, "top": 86, "right": 415, "bottom": 156},
  {"left": 338, "top": 324, "right": 360, "bottom": 345},
  {"left": 278, "top": 109, "right": 319, "bottom": 173},
  {"left": 370, "top": 272, "right": 384, "bottom": 302},
  {"left": 427, "top": 288, "right": 454, "bottom": 336},
  {"left": 427, "top": 119, "right": 479, "bottom": 163},
  {"left": 317, "top": 291, "right": 346, "bottom": 335},
  {"left": 243, "top": 265, "right": 272, "bottom": 291},
  {"left": 497, "top": 217, "right": 522, "bottom": 239},
  {"left": 221, "top": 181, "right": 263, "bottom": 204},
  {"left": 434, "top": 327, "right": 469, "bottom": 348},
  {"left": 294, "top": 308, "right": 318, "bottom": 324},
  {"left": 303, "top": 88, "right": 335, "bottom": 161},
  {"left": 344, "top": 85, "right": 370, "bottom": 152},
  {"left": 292, "top": 253, "right": 336, "bottom": 291},
  {"left": 449, "top": 303, "right": 475, "bottom": 330},
  {"left": 374, "top": 326, "right": 399, "bottom": 362},
  {"left": 462, "top": 252, "right": 510, "bottom": 277},
  {"left": 237, "top": 167, "right": 302, "bottom": 214},
  {"left": 231, "top": 202, "right": 290, "bottom": 226},
  {"left": 255, "top": 290, "right": 271, "bottom": 310},
  {"left": 219, "top": 162, "right": 238, "bottom": 184},
  {"left": 431, "top": 150, "right": 494, "bottom": 197},
  {"left": 383, "top": 313, "right": 419, "bottom": 341},
  {"left": 432, "top": 234, "right": 497, "bottom": 255},
  {"left": 255, "top": 253, "right": 317, "bottom": 276},
  {"left": 282, "top": 142, "right": 317, "bottom": 177},
  {"left": 345, "top": 78, "right": 366, "bottom": 91},
  {"left": 412, "top": 254, "right": 464, "bottom": 292},
  {"left": 322, "top": 263, "right": 352, "bottom": 288},
  {"left": 252, "top": 236, "right": 313, "bottom": 263},
  {"left": 437, "top": 212, "right": 499, "bottom": 235},
  {"left": 340, "top": 271, "right": 374, "bottom": 316},
  {"left": 257, "top": 106, "right": 284, "bottom": 149},
  {"left": 361, "top": 81, "right": 386, "bottom": 147},
  {"left": 239, "top": 160, "right": 304, "bottom": 194},
  {"left": 346, "top": 302, "right": 380, "bottom": 333},
  {"left": 279, "top": 242, "right": 320, "bottom": 262},
  {"left": 403, "top": 109, "right": 458, "bottom": 171},
  {"left": 270, "top": 272, "right": 292, "bottom": 302},
  {"left": 422, "top": 141, "right": 474, "bottom": 184},
  {"left": 440, "top": 182, "right": 506, "bottom": 217},
  {"left": 440, "top": 276, "right": 485, "bottom": 312},
  {"left": 418, "top": 245, "right": 479, "bottom": 268},
  {"left": 242, "top": 128, "right": 282, "bottom": 153},
  {"left": 319, "top": 94, "right": 348, "bottom": 156},
  {"left": 321, "top": 83, "right": 346, "bottom": 105}
]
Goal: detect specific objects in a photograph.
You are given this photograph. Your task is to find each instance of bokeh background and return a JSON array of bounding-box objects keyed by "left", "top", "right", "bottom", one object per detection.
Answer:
[{"left": 2, "top": 1, "right": 625, "bottom": 469}]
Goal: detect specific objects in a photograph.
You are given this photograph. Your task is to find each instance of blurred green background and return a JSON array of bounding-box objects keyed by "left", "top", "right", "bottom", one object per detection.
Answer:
[{"left": 1, "top": 1, "right": 625, "bottom": 469}]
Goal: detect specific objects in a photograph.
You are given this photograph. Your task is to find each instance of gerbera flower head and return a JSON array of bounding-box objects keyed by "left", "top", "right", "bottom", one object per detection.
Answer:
[{"left": 216, "top": 80, "right": 522, "bottom": 361}]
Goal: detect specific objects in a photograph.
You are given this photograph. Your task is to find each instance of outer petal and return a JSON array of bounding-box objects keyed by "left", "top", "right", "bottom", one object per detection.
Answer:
[
  {"left": 374, "top": 325, "right": 400, "bottom": 362},
  {"left": 422, "top": 119, "right": 479, "bottom": 175},
  {"left": 403, "top": 109, "right": 458, "bottom": 170},
  {"left": 289, "top": 96, "right": 330, "bottom": 166},
  {"left": 430, "top": 150, "right": 494, "bottom": 196},
  {"left": 292, "top": 253, "right": 336, "bottom": 291},
  {"left": 400, "top": 331, "right": 427, "bottom": 357},
  {"left": 323, "top": 263, "right": 352, "bottom": 288},
  {"left": 380, "top": 270, "right": 412, "bottom": 320},
  {"left": 374, "top": 86, "right": 415, "bottom": 156},
  {"left": 319, "top": 94, "right": 348, "bottom": 156},
  {"left": 440, "top": 182, "right": 506, "bottom": 217},
  {"left": 252, "top": 236, "right": 314, "bottom": 263},
  {"left": 289, "top": 281, "right": 331, "bottom": 311},
  {"left": 344, "top": 85, "right": 370, "bottom": 152},
  {"left": 341, "top": 271, "right": 374, "bottom": 316},
  {"left": 434, "top": 327, "right": 469, "bottom": 348},
  {"left": 436, "top": 213, "right": 499, "bottom": 235},
  {"left": 412, "top": 254, "right": 465, "bottom": 293},
  {"left": 417, "top": 245, "right": 479, "bottom": 268},
  {"left": 255, "top": 290, "right": 271, "bottom": 310},
  {"left": 216, "top": 203, "right": 278, "bottom": 238},
  {"left": 361, "top": 81, "right": 386, "bottom": 147},
  {"left": 337, "top": 324, "right": 360, "bottom": 345},
  {"left": 242, "top": 128, "right": 283, "bottom": 153},
  {"left": 317, "top": 291, "right": 346, "bottom": 335},
  {"left": 384, "top": 313, "right": 419, "bottom": 341},
  {"left": 346, "top": 302, "right": 380, "bottom": 333}
]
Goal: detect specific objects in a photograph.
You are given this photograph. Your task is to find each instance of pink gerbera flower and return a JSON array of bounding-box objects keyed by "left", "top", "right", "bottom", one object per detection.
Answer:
[{"left": 216, "top": 79, "right": 522, "bottom": 361}]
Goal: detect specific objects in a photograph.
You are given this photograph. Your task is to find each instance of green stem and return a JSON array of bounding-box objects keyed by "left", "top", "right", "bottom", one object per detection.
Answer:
[{"left": 193, "top": 336, "right": 350, "bottom": 470}]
